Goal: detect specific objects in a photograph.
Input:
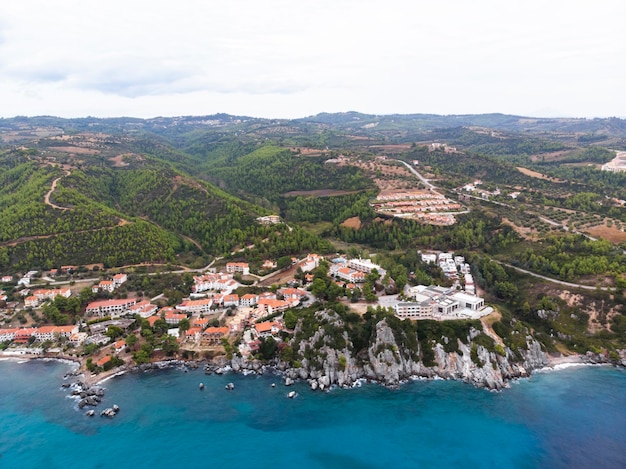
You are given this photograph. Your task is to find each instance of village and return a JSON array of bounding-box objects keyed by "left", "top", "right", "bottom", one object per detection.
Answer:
[{"left": 0, "top": 250, "right": 489, "bottom": 375}]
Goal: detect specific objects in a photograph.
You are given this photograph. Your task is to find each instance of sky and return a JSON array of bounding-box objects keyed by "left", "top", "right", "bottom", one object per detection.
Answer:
[{"left": 0, "top": 0, "right": 624, "bottom": 119}]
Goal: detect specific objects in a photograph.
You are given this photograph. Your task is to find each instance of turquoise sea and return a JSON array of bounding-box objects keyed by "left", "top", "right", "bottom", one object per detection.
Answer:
[{"left": 0, "top": 360, "right": 625, "bottom": 468}]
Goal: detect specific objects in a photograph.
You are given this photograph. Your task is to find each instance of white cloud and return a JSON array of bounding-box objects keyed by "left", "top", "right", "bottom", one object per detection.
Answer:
[{"left": 0, "top": 0, "right": 624, "bottom": 118}]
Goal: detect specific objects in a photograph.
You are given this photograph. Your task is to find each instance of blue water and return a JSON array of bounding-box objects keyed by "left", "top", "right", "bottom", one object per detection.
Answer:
[{"left": 0, "top": 360, "right": 625, "bottom": 468}]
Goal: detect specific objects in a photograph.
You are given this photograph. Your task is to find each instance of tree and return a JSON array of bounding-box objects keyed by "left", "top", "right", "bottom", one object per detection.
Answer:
[
  {"left": 284, "top": 310, "right": 297, "bottom": 329},
  {"left": 257, "top": 337, "right": 278, "bottom": 360},
  {"left": 277, "top": 256, "right": 292, "bottom": 270},
  {"left": 161, "top": 335, "right": 179, "bottom": 356},
  {"left": 178, "top": 318, "right": 191, "bottom": 335},
  {"left": 126, "top": 333, "right": 138, "bottom": 349},
  {"left": 311, "top": 278, "right": 327, "bottom": 299}
]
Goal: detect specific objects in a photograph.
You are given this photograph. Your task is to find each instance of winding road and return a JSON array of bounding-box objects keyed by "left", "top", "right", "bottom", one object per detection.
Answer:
[
  {"left": 44, "top": 171, "right": 71, "bottom": 210},
  {"left": 496, "top": 261, "right": 614, "bottom": 292}
]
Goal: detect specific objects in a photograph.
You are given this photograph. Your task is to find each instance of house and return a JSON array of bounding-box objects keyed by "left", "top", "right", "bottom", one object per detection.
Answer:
[
  {"left": 1, "top": 276, "right": 12, "bottom": 283},
  {"left": 97, "top": 280, "right": 115, "bottom": 293},
  {"left": 277, "top": 287, "right": 307, "bottom": 301},
  {"left": 223, "top": 294, "right": 239, "bottom": 307},
  {"left": 69, "top": 332, "right": 88, "bottom": 346},
  {"left": 253, "top": 321, "right": 282, "bottom": 339},
  {"left": 300, "top": 254, "right": 321, "bottom": 272},
  {"left": 25, "top": 296, "right": 39, "bottom": 308},
  {"left": 333, "top": 267, "right": 366, "bottom": 283},
  {"left": 114, "top": 339, "right": 127, "bottom": 353},
  {"left": 192, "top": 317, "right": 210, "bottom": 329},
  {"left": 192, "top": 273, "right": 238, "bottom": 294},
  {"left": 112, "top": 273, "right": 128, "bottom": 286},
  {"left": 176, "top": 298, "right": 213, "bottom": 314},
  {"left": 33, "top": 288, "right": 71, "bottom": 302},
  {"left": 17, "top": 277, "right": 31, "bottom": 287},
  {"left": 226, "top": 262, "right": 249, "bottom": 275},
  {"left": 256, "top": 215, "right": 281, "bottom": 225},
  {"left": 201, "top": 326, "right": 230, "bottom": 346},
  {"left": 262, "top": 260, "right": 277, "bottom": 270},
  {"left": 420, "top": 253, "right": 437, "bottom": 264},
  {"left": 240, "top": 294, "right": 258, "bottom": 307},
  {"left": 257, "top": 298, "right": 290, "bottom": 315},
  {"left": 127, "top": 300, "right": 158, "bottom": 318},
  {"left": 85, "top": 298, "right": 137, "bottom": 317},
  {"left": 185, "top": 327, "right": 202, "bottom": 343},
  {"left": 164, "top": 312, "right": 187, "bottom": 325},
  {"left": 348, "top": 258, "right": 386, "bottom": 277},
  {"left": 146, "top": 316, "right": 161, "bottom": 327},
  {"left": 96, "top": 356, "right": 112, "bottom": 367}
]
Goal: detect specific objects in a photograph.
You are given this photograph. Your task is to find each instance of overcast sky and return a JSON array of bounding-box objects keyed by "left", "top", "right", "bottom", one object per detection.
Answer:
[{"left": 1, "top": 0, "right": 624, "bottom": 119}]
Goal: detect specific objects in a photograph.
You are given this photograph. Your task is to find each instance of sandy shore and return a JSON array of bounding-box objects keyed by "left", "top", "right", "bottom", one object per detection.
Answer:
[
  {"left": 85, "top": 367, "right": 128, "bottom": 387},
  {"left": 546, "top": 354, "right": 585, "bottom": 367}
]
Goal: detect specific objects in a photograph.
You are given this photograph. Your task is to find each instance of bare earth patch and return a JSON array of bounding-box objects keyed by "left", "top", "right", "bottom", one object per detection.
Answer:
[
  {"left": 502, "top": 217, "right": 536, "bottom": 240},
  {"left": 110, "top": 154, "right": 130, "bottom": 167},
  {"left": 585, "top": 224, "right": 626, "bottom": 243},
  {"left": 52, "top": 146, "right": 99, "bottom": 155},
  {"left": 517, "top": 167, "right": 565, "bottom": 183},
  {"left": 341, "top": 217, "right": 362, "bottom": 229}
]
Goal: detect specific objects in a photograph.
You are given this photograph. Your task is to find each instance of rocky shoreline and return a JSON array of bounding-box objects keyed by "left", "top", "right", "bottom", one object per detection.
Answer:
[{"left": 4, "top": 344, "right": 625, "bottom": 417}]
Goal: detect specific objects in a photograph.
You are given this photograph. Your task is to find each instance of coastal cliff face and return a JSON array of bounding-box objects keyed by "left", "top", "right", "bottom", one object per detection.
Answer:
[{"left": 236, "top": 309, "right": 549, "bottom": 390}]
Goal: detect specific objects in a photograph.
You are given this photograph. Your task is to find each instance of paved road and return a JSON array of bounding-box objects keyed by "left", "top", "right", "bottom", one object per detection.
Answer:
[
  {"left": 394, "top": 160, "right": 436, "bottom": 190},
  {"left": 496, "top": 261, "right": 614, "bottom": 291}
]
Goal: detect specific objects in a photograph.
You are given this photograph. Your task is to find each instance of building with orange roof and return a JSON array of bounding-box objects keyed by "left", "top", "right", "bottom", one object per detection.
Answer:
[
  {"left": 85, "top": 298, "right": 137, "bottom": 317},
  {"left": 240, "top": 293, "right": 258, "bottom": 307},
  {"left": 25, "top": 295, "right": 39, "bottom": 308},
  {"left": 257, "top": 298, "right": 290, "bottom": 315},
  {"left": 192, "top": 317, "right": 210, "bottom": 329},
  {"left": 34, "top": 325, "right": 78, "bottom": 341},
  {"left": 253, "top": 321, "right": 283, "bottom": 338},
  {"left": 300, "top": 253, "right": 321, "bottom": 272},
  {"left": 33, "top": 288, "right": 71, "bottom": 302},
  {"left": 146, "top": 316, "right": 161, "bottom": 327},
  {"left": 201, "top": 326, "right": 229, "bottom": 346},
  {"left": 97, "top": 280, "right": 115, "bottom": 293},
  {"left": 176, "top": 298, "right": 213, "bottom": 314},
  {"left": 277, "top": 287, "right": 307, "bottom": 300},
  {"left": 223, "top": 294, "right": 239, "bottom": 307},
  {"left": 128, "top": 300, "right": 158, "bottom": 318},
  {"left": 164, "top": 312, "right": 187, "bottom": 325},
  {"left": 114, "top": 339, "right": 127, "bottom": 353},
  {"left": 14, "top": 328, "right": 37, "bottom": 343},
  {"left": 185, "top": 327, "right": 202, "bottom": 343},
  {"left": 112, "top": 273, "right": 128, "bottom": 286},
  {"left": 96, "top": 355, "right": 112, "bottom": 367},
  {"left": 226, "top": 262, "right": 249, "bottom": 275},
  {"left": 0, "top": 328, "right": 18, "bottom": 342}
]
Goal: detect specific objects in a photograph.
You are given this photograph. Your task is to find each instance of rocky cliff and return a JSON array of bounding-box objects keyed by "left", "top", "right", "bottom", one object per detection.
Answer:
[{"left": 234, "top": 309, "right": 549, "bottom": 391}]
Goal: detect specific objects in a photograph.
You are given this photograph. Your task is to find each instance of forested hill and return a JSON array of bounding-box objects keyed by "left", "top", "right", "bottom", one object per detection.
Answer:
[
  {"left": 1, "top": 112, "right": 625, "bottom": 274},
  {"left": 0, "top": 134, "right": 346, "bottom": 272}
]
